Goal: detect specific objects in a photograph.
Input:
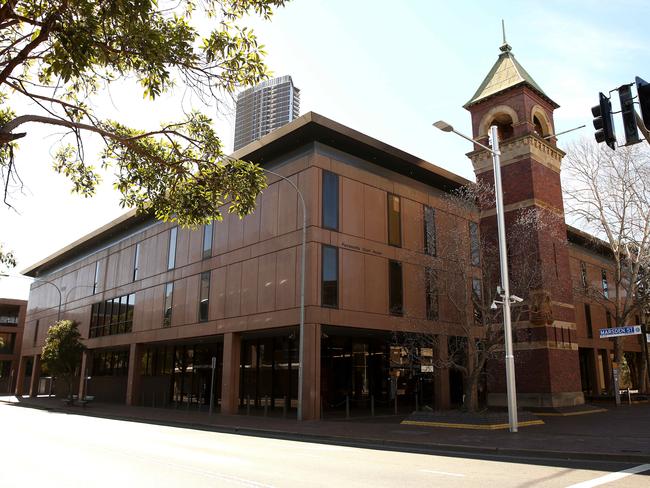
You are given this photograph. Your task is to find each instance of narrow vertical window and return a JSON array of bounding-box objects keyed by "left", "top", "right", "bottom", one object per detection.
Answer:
[
  {"left": 133, "top": 243, "right": 141, "bottom": 281},
  {"left": 585, "top": 304, "right": 593, "bottom": 338},
  {"left": 389, "top": 260, "right": 403, "bottom": 316},
  {"left": 199, "top": 271, "right": 210, "bottom": 322},
  {"left": 93, "top": 261, "right": 100, "bottom": 295},
  {"left": 425, "top": 267, "right": 438, "bottom": 320},
  {"left": 168, "top": 227, "right": 178, "bottom": 270},
  {"left": 472, "top": 278, "right": 483, "bottom": 325},
  {"left": 580, "top": 261, "right": 588, "bottom": 289},
  {"left": 163, "top": 283, "right": 174, "bottom": 327},
  {"left": 387, "top": 194, "right": 402, "bottom": 247},
  {"left": 469, "top": 222, "right": 480, "bottom": 266},
  {"left": 423, "top": 205, "right": 436, "bottom": 256},
  {"left": 601, "top": 270, "right": 609, "bottom": 298},
  {"left": 33, "top": 320, "right": 39, "bottom": 347},
  {"left": 321, "top": 245, "right": 338, "bottom": 308},
  {"left": 202, "top": 222, "right": 213, "bottom": 259},
  {"left": 322, "top": 171, "right": 339, "bottom": 231},
  {"left": 606, "top": 310, "right": 612, "bottom": 328}
]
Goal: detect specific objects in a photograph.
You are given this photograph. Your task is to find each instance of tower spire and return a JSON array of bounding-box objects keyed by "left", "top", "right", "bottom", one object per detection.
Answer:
[{"left": 500, "top": 19, "right": 512, "bottom": 53}]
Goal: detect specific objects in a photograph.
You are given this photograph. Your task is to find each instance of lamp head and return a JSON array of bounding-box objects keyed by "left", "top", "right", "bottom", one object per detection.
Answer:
[{"left": 433, "top": 120, "right": 454, "bottom": 132}]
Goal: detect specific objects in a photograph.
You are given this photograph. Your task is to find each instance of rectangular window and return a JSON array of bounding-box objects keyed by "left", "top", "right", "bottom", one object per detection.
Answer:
[
  {"left": 423, "top": 206, "right": 437, "bottom": 256},
  {"left": 202, "top": 222, "right": 213, "bottom": 259},
  {"left": 163, "top": 282, "right": 174, "bottom": 327},
  {"left": 133, "top": 243, "right": 141, "bottom": 281},
  {"left": 580, "top": 261, "right": 588, "bottom": 289},
  {"left": 93, "top": 261, "right": 100, "bottom": 295},
  {"left": 389, "top": 260, "right": 403, "bottom": 316},
  {"left": 469, "top": 222, "right": 480, "bottom": 266},
  {"left": 168, "top": 227, "right": 178, "bottom": 270},
  {"left": 322, "top": 171, "right": 339, "bottom": 231},
  {"left": 321, "top": 245, "right": 338, "bottom": 308},
  {"left": 387, "top": 194, "right": 402, "bottom": 247},
  {"left": 472, "top": 278, "right": 483, "bottom": 325},
  {"left": 606, "top": 310, "right": 612, "bottom": 328},
  {"left": 601, "top": 270, "right": 609, "bottom": 298},
  {"left": 425, "top": 267, "right": 438, "bottom": 320},
  {"left": 89, "top": 293, "right": 136, "bottom": 338},
  {"left": 585, "top": 304, "right": 593, "bottom": 338},
  {"left": 33, "top": 320, "right": 39, "bottom": 347},
  {"left": 199, "top": 272, "right": 210, "bottom": 322}
]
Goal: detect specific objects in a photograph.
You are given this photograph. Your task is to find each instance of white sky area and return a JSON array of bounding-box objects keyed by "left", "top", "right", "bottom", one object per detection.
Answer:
[{"left": 2, "top": 0, "right": 649, "bottom": 299}]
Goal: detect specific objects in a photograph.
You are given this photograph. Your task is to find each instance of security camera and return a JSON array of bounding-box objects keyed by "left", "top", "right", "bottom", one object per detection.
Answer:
[
  {"left": 510, "top": 295, "right": 523, "bottom": 303},
  {"left": 490, "top": 301, "right": 498, "bottom": 310},
  {"left": 496, "top": 286, "right": 503, "bottom": 295}
]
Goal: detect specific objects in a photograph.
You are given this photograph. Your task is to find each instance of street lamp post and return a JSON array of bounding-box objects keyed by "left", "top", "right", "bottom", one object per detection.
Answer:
[
  {"left": 433, "top": 121, "right": 519, "bottom": 432},
  {"left": 259, "top": 168, "right": 307, "bottom": 421},
  {"left": 1, "top": 273, "right": 62, "bottom": 321}
]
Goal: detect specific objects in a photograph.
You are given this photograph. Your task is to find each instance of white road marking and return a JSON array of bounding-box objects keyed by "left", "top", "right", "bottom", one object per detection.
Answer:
[
  {"left": 419, "top": 469, "right": 465, "bottom": 478},
  {"left": 565, "top": 463, "right": 650, "bottom": 488}
]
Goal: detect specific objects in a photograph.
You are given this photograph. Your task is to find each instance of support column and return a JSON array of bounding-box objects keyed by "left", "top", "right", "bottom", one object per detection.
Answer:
[
  {"left": 14, "top": 356, "right": 28, "bottom": 396},
  {"left": 435, "top": 335, "right": 450, "bottom": 410},
  {"left": 29, "top": 354, "right": 41, "bottom": 397},
  {"left": 300, "top": 324, "right": 321, "bottom": 420},
  {"left": 590, "top": 348, "right": 601, "bottom": 397},
  {"left": 125, "top": 344, "right": 143, "bottom": 406},
  {"left": 221, "top": 332, "right": 241, "bottom": 415},
  {"left": 78, "top": 350, "right": 91, "bottom": 400}
]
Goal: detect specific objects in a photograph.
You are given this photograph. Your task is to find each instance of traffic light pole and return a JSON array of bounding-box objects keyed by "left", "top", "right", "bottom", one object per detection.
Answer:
[{"left": 636, "top": 112, "right": 650, "bottom": 145}]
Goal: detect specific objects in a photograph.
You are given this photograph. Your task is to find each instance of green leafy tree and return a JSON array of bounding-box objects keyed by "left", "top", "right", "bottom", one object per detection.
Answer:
[
  {"left": 41, "top": 319, "right": 86, "bottom": 401},
  {"left": 0, "top": 0, "right": 288, "bottom": 225}
]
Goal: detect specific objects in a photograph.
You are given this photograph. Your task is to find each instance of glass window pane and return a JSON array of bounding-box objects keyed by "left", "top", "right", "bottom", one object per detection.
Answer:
[
  {"left": 321, "top": 245, "right": 338, "bottom": 308},
  {"left": 389, "top": 260, "right": 403, "bottom": 315},
  {"left": 425, "top": 267, "right": 438, "bottom": 320},
  {"left": 469, "top": 222, "right": 480, "bottom": 266},
  {"left": 168, "top": 227, "right": 178, "bottom": 270},
  {"left": 322, "top": 171, "right": 339, "bottom": 230},
  {"left": 199, "top": 272, "right": 210, "bottom": 322},
  {"left": 164, "top": 283, "right": 173, "bottom": 327},
  {"left": 424, "top": 206, "right": 436, "bottom": 256},
  {"left": 133, "top": 243, "right": 141, "bottom": 281},
  {"left": 387, "top": 194, "right": 401, "bottom": 247},
  {"left": 203, "top": 223, "right": 213, "bottom": 259}
]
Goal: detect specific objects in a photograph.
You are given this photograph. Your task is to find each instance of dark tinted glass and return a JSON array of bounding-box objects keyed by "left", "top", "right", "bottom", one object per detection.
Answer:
[
  {"left": 388, "top": 194, "right": 401, "bottom": 247},
  {"left": 424, "top": 206, "right": 436, "bottom": 256},
  {"left": 199, "top": 271, "right": 210, "bottom": 321},
  {"left": 321, "top": 245, "right": 338, "bottom": 307},
  {"left": 469, "top": 222, "right": 480, "bottom": 266},
  {"left": 322, "top": 171, "right": 339, "bottom": 230},
  {"left": 389, "top": 260, "right": 403, "bottom": 315},
  {"left": 203, "top": 223, "right": 213, "bottom": 259}
]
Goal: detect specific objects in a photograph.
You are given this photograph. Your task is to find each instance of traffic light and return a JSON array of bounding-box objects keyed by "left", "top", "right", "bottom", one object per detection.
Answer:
[
  {"left": 637, "top": 76, "right": 650, "bottom": 129},
  {"left": 618, "top": 84, "right": 640, "bottom": 145},
  {"left": 592, "top": 92, "right": 616, "bottom": 150}
]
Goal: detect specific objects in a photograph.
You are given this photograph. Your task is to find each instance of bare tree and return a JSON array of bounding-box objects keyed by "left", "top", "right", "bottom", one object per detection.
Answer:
[
  {"left": 395, "top": 181, "right": 564, "bottom": 411},
  {"left": 564, "top": 139, "right": 650, "bottom": 377}
]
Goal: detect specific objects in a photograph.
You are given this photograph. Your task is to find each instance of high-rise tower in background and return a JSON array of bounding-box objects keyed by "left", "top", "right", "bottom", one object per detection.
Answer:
[{"left": 233, "top": 75, "right": 300, "bottom": 150}]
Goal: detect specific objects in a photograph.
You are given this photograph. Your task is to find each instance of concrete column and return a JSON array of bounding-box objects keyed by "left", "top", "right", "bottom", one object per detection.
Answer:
[
  {"left": 221, "top": 332, "right": 241, "bottom": 415},
  {"left": 14, "top": 356, "right": 28, "bottom": 396},
  {"left": 300, "top": 324, "right": 321, "bottom": 420},
  {"left": 125, "top": 344, "right": 143, "bottom": 406},
  {"left": 435, "top": 335, "right": 450, "bottom": 410},
  {"left": 78, "top": 350, "right": 91, "bottom": 400},
  {"left": 29, "top": 354, "right": 41, "bottom": 397}
]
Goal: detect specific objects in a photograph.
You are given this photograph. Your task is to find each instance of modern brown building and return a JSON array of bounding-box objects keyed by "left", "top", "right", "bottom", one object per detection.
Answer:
[
  {"left": 0, "top": 298, "right": 26, "bottom": 394},
  {"left": 16, "top": 44, "right": 647, "bottom": 417}
]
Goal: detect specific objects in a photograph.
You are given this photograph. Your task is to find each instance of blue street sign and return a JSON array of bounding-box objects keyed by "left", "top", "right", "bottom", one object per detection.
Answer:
[{"left": 599, "top": 325, "right": 642, "bottom": 339}]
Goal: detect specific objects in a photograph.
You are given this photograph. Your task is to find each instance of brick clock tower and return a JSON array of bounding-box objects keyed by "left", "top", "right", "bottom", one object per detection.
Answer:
[{"left": 464, "top": 40, "right": 584, "bottom": 408}]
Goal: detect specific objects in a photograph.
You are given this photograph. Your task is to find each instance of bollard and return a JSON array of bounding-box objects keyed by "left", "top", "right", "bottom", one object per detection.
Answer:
[
  {"left": 283, "top": 396, "right": 288, "bottom": 418},
  {"left": 371, "top": 395, "right": 375, "bottom": 417},
  {"left": 264, "top": 396, "right": 268, "bottom": 417},
  {"left": 345, "top": 395, "right": 350, "bottom": 419},
  {"left": 247, "top": 395, "right": 251, "bottom": 415}
]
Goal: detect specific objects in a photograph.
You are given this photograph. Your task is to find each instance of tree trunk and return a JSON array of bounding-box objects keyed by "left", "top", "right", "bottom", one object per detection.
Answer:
[
  {"left": 463, "top": 372, "right": 479, "bottom": 412},
  {"left": 614, "top": 337, "right": 624, "bottom": 363}
]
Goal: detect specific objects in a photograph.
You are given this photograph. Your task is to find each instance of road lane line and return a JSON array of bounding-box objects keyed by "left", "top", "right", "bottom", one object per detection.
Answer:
[
  {"left": 565, "top": 464, "right": 650, "bottom": 488},
  {"left": 419, "top": 469, "right": 465, "bottom": 478}
]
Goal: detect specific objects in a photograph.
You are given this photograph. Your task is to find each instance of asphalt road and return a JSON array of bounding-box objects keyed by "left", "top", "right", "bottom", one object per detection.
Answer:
[{"left": 1, "top": 404, "right": 648, "bottom": 488}]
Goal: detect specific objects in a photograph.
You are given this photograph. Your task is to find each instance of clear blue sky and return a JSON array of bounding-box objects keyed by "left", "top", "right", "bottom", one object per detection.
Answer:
[{"left": 2, "top": 0, "right": 649, "bottom": 298}]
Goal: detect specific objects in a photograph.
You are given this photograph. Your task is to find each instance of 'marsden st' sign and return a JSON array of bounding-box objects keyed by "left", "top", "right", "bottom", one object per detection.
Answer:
[{"left": 599, "top": 325, "right": 642, "bottom": 339}]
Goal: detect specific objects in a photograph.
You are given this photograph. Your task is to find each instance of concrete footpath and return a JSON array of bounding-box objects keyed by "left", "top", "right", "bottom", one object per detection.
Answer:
[{"left": 2, "top": 395, "right": 649, "bottom": 464}]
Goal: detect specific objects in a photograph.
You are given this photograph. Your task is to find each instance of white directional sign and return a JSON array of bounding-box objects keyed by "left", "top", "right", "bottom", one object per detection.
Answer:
[{"left": 599, "top": 325, "right": 641, "bottom": 339}]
